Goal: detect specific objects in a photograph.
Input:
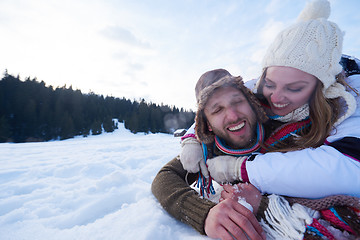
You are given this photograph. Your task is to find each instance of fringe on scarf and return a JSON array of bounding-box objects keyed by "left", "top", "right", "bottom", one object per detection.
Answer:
[
  {"left": 261, "top": 195, "right": 360, "bottom": 240},
  {"left": 260, "top": 194, "right": 318, "bottom": 240}
]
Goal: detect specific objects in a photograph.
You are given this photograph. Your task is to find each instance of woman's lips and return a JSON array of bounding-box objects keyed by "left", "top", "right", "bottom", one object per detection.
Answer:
[{"left": 272, "top": 102, "right": 290, "bottom": 109}]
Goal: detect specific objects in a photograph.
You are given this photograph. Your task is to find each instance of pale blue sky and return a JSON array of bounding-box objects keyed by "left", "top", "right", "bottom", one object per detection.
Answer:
[{"left": 0, "top": 0, "right": 359, "bottom": 110}]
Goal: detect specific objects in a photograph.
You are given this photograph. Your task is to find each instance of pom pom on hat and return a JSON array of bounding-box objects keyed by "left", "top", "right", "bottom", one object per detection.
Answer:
[
  {"left": 259, "top": 0, "right": 356, "bottom": 125},
  {"left": 261, "top": 0, "right": 343, "bottom": 92},
  {"left": 297, "top": 0, "right": 330, "bottom": 21}
]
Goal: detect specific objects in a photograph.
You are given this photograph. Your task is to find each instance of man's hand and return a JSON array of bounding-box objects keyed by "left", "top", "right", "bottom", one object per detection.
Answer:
[
  {"left": 221, "top": 183, "right": 262, "bottom": 214},
  {"left": 204, "top": 198, "right": 266, "bottom": 240}
]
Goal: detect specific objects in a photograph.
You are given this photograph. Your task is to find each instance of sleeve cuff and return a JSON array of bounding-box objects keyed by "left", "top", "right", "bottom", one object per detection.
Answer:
[
  {"left": 180, "top": 194, "right": 217, "bottom": 235},
  {"left": 241, "top": 158, "right": 249, "bottom": 182}
]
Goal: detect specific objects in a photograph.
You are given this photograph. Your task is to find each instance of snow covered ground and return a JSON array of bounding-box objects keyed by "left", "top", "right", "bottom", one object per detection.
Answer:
[{"left": 0, "top": 123, "right": 209, "bottom": 240}]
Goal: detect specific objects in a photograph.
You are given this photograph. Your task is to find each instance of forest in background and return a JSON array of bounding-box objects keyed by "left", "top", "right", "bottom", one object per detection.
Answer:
[{"left": 0, "top": 71, "right": 195, "bottom": 143}]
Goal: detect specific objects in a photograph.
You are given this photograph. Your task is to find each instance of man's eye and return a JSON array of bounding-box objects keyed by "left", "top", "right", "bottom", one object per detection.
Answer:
[
  {"left": 233, "top": 100, "right": 244, "bottom": 106},
  {"left": 212, "top": 108, "right": 222, "bottom": 114}
]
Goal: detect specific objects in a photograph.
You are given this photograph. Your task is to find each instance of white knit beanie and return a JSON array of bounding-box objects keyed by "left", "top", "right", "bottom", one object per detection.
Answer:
[{"left": 260, "top": 0, "right": 356, "bottom": 125}]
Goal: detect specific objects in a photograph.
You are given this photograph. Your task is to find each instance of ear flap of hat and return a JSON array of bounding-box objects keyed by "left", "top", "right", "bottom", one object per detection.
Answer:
[
  {"left": 195, "top": 109, "right": 215, "bottom": 144},
  {"left": 325, "top": 83, "right": 357, "bottom": 126}
]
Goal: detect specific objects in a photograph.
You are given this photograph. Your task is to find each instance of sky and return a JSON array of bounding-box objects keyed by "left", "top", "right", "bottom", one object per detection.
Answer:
[{"left": 0, "top": 0, "right": 359, "bottom": 110}]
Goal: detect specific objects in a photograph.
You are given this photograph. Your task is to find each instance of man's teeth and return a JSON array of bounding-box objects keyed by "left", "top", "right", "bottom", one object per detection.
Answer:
[
  {"left": 228, "top": 122, "right": 245, "bottom": 131},
  {"left": 273, "top": 102, "right": 289, "bottom": 108}
]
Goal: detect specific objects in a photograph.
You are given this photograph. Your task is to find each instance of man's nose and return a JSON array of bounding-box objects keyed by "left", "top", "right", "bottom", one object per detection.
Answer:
[{"left": 225, "top": 107, "right": 238, "bottom": 121}]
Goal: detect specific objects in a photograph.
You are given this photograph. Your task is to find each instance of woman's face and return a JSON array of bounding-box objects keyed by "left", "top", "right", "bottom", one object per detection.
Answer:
[{"left": 262, "top": 66, "right": 318, "bottom": 116}]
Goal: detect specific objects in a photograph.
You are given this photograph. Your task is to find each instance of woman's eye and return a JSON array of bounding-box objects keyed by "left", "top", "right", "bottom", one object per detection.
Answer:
[
  {"left": 288, "top": 88, "right": 303, "bottom": 92},
  {"left": 264, "top": 82, "right": 274, "bottom": 89}
]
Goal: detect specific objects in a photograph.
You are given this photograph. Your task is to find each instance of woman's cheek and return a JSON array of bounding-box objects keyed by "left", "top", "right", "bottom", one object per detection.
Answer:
[{"left": 262, "top": 89, "right": 271, "bottom": 102}]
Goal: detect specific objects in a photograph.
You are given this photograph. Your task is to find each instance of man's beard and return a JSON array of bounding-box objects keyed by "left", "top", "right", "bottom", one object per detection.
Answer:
[{"left": 211, "top": 120, "right": 257, "bottom": 149}]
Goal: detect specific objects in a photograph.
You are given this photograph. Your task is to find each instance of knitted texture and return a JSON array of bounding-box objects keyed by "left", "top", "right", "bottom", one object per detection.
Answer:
[
  {"left": 307, "top": 218, "right": 335, "bottom": 240},
  {"left": 261, "top": 118, "right": 311, "bottom": 152},
  {"left": 151, "top": 157, "right": 216, "bottom": 235},
  {"left": 285, "top": 195, "right": 360, "bottom": 211},
  {"left": 289, "top": 196, "right": 360, "bottom": 239},
  {"left": 262, "top": 0, "right": 343, "bottom": 93},
  {"left": 181, "top": 194, "right": 216, "bottom": 235},
  {"left": 259, "top": 0, "right": 357, "bottom": 126},
  {"left": 321, "top": 208, "right": 356, "bottom": 235},
  {"left": 269, "top": 103, "right": 309, "bottom": 123},
  {"left": 214, "top": 122, "right": 264, "bottom": 156},
  {"left": 259, "top": 195, "right": 360, "bottom": 239},
  {"left": 336, "top": 206, "right": 360, "bottom": 235},
  {"left": 152, "top": 155, "right": 360, "bottom": 238}
]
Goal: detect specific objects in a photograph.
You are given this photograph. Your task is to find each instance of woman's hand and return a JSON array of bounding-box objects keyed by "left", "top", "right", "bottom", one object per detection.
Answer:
[
  {"left": 180, "top": 137, "right": 208, "bottom": 177},
  {"left": 207, "top": 155, "right": 247, "bottom": 183}
]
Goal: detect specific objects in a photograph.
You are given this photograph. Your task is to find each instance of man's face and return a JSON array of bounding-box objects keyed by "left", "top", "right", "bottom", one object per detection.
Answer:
[{"left": 203, "top": 86, "right": 257, "bottom": 149}]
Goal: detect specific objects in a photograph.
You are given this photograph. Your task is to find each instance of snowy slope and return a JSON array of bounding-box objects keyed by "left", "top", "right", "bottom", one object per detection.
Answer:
[{"left": 0, "top": 123, "right": 208, "bottom": 240}]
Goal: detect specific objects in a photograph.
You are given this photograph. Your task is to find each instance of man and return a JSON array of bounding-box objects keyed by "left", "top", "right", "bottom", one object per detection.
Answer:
[
  {"left": 152, "top": 69, "right": 268, "bottom": 240},
  {"left": 151, "top": 69, "right": 360, "bottom": 240},
  {"left": 180, "top": 69, "right": 268, "bottom": 184}
]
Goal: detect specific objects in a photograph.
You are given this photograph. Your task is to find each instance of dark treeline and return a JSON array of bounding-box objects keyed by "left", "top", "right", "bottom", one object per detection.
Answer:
[{"left": 0, "top": 72, "right": 195, "bottom": 143}]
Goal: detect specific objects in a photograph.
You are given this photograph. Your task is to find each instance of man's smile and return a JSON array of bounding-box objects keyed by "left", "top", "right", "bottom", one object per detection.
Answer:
[{"left": 227, "top": 121, "right": 245, "bottom": 132}]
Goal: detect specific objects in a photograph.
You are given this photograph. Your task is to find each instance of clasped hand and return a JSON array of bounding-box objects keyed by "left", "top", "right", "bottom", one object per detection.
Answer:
[{"left": 205, "top": 183, "right": 264, "bottom": 240}]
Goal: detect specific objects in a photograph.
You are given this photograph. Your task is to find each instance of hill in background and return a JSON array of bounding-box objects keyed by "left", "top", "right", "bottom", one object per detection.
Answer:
[{"left": 0, "top": 71, "right": 195, "bottom": 143}]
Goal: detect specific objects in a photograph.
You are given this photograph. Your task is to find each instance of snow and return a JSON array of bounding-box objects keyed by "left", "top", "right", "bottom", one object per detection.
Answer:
[{"left": 0, "top": 123, "right": 209, "bottom": 240}]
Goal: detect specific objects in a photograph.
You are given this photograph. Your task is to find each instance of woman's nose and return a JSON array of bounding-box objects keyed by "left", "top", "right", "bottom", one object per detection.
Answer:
[{"left": 270, "top": 89, "right": 285, "bottom": 103}]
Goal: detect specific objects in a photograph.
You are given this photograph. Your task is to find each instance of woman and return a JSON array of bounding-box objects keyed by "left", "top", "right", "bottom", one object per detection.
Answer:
[
  {"left": 152, "top": 1, "right": 360, "bottom": 239},
  {"left": 180, "top": 0, "right": 360, "bottom": 198}
]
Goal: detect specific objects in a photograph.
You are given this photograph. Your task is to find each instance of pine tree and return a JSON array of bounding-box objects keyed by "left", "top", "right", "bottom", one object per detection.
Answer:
[
  {"left": 60, "top": 113, "right": 75, "bottom": 140},
  {"left": 0, "top": 72, "right": 196, "bottom": 142},
  {"left": 0, "top": 116, "right": 11, "bottom": 142},
  {"left": 138, "top": 99, "right": 150, "bottom": 133},
  {"left": 103, "top": 117, "right": 115, "bottom": 133},
  {"left": 91, "top": 120, "right": 102, "bottom": 135}
]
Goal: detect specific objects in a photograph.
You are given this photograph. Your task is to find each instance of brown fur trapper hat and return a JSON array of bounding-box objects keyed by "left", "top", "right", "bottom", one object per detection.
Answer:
[{"left": 195, "top": 69, "right": 268, "bottom": 144}]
